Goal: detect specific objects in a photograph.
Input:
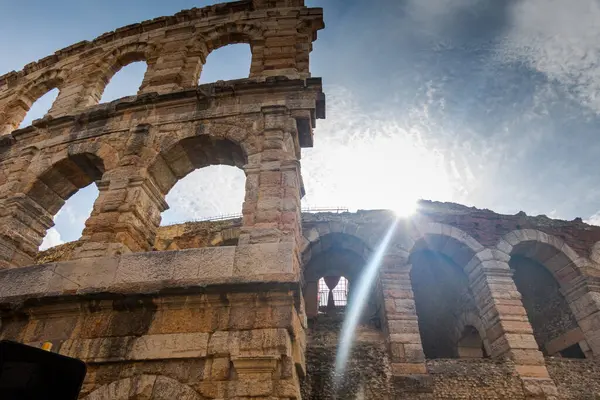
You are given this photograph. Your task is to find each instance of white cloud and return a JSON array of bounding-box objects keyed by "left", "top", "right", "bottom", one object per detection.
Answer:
[
  {"left": 39, "top": 228, "right": 64, "bottom": 251},
  {"left": 500, "top": 0, "right": 600, "bottom": 113},
  {"left": 586, "top": 211, "right": 600, "bottom": 226},
  {"left": 161, "top": 165, "right": 246, "bottom": 225}
]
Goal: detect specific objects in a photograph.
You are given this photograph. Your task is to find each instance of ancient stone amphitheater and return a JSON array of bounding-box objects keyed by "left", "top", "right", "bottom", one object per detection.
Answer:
[{"left": 1, "top": 0, "right": 600, "bottom": 399}]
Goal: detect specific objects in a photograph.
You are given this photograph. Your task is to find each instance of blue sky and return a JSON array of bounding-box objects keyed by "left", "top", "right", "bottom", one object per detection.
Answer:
[{"left": 3, "top": 0, "right": 600, "bottom": 249}]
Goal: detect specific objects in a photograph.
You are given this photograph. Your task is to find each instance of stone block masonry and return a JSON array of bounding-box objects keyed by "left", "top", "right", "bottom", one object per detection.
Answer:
[
  {"left": 3, "top": 0, "right": 600, "bottom": 398},
  {"left": 0, "top": 1, "right": 323, "bottom": 399}
]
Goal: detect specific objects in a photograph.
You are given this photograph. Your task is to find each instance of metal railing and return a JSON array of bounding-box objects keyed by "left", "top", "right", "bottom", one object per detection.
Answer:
[
  {"left": 164, "top": 206, "right": 349, "bottom": 225},
  {"left": 317, "top": 289, "right": 348, "bottom": 307}
]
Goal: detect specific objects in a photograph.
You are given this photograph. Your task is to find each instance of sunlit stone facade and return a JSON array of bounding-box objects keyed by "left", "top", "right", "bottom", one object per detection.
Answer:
[{"left": 2, "top": 1, "right": 600, "bottom": 399}]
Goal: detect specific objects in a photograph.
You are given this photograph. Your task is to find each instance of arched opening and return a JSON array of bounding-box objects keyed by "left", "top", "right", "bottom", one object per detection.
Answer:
[
  {"left": 199, "top": 43, "right": 252, "bottom": 84},
  {"left": 457, "top": 325, "right": 488, "bottom": 359},
  {"left": 410, "top": 249, "right": 483, "bottom": 359},
  {"left": 26, "top": 154, "right": 104, "bottom": 257},
  {"left": 160, "top": 165, "right": 246, "bottom": 225},
  {"left": 19, "top": 88, "right": 59, "bottom": 129},
  {"left": 99, "top": 61, "right": 147, "bottom": 103},
  {"left": 510, "top": 253, "right": 586, "bottom": 358},
  {"left": 302, "top": 233, "right": 380, "bottom": 325},
  {"left": 149, "top": 135, "right": 247, "bottom": 235},
  {"left": 39, "top": 184, "right": 99, "bottom": 251}
]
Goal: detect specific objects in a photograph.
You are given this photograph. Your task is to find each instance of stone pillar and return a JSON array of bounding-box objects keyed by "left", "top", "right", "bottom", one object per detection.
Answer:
[
  {"left": 304, "top": 280, "right": 319, "bottom": 318},
  {"left": 239, "top": 106, "right": 303, "bottom": 249},
  {"left": 47, "top": 80, "right": 86, "bottom": 117},
  {"left": 0, "top": 194, "right": 52, "bottom": 269},
  {"left": 562, "top": 276, "right": 600, "bottom": 358},
  {"left": 73, "top": 168, "right": 167, "bottom": 259},
  {"left": 139, "top": 40, "right": 193, "bottom": 95},
  {"left": 466, "top": 258, "right": 558, "bottom": 398},
  {"left": 379, "top": 256, "right": 429, "bottom": 392}
]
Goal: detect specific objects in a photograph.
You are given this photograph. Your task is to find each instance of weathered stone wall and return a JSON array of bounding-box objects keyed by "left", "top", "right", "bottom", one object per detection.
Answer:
[
  {"left": 422, "top": 359, "right": 527, "bottom": 399},
  {"left": 1, "top": 290, "right": 306, "bottom": 399},
  {"left": 512, "top": 256, "right": 580, "bottom": 354},
  {"left": 302, "top": 313, "right": 536, "bottom": 399},
  {"left": 5, "top": 0, "right": 600, "bottom": 396},
  {"left": 301, "top": 313, "right": 393, "bottom": 400},
  {"left": 546, "top": 358, "right": 600, "bottom": 399}
]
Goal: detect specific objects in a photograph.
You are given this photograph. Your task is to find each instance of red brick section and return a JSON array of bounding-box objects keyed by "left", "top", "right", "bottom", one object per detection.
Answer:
[{"left": 418, "top": 201, "right": 600, "bottom": 258}]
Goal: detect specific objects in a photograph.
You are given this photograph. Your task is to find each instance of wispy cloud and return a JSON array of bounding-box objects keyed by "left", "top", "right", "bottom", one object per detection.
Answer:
[
  {"left": 500, "top": 0, "right": 600, "bottom": 114},
  {"left": 39, "top": 228, "right": 64, "bottom": 251}
]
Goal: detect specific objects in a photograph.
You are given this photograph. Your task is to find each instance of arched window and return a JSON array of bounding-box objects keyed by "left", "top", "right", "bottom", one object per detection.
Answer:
[
  {"left": 457, "top": 325, "right": 488, "bottom": 359},
  {"left": 511, "top": 254, "right": 587, "bottom": 358},
  {"left": 160, "top": 165, "right": 246, "bottom": 225},
  {"left": 24, "top": 153, "right": 104, "bottom": 261},
  {"left": 199, "top": 44, "right": 252, "bottom": 84},
  {"left": 100, "top": 61, "right": 147, "bottom": 103},
  {"left": 410, "top": 249, "right": 483, "bottom": 359},
  {"left": 39, "top": 184, "right": 99, "bottom": 251},
  {"left": 18, "top": 88, "right": 59, "bottom": 129},
  {"left": 302, "top": 233, "right": 380, "bottom": 325},
  {"left": 149, "top": 136, "right": 247, "bottom": 244}
]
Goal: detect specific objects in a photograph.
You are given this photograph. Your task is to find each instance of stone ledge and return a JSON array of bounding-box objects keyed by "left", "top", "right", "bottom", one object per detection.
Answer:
[
  {"left": 0, "top": 243, "right": 299, "bottom": 305},
  {"left": 8, "top": 77, "right": 324, "bottom": 143},
  {"left": 56, "top": 332, "right": 209, "bottom": 363}
]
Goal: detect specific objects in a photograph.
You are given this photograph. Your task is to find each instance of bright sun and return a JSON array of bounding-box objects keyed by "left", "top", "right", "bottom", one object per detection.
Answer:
[{"left": 391, "top": 197, "right": 418, "bottom": 218}]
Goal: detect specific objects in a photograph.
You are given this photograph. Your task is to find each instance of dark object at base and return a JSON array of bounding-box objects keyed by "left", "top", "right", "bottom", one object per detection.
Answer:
[{"left": 0, "top": 340, "right": 87, "bottom": 400}]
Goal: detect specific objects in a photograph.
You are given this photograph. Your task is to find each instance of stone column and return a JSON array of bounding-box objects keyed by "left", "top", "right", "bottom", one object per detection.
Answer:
[
  {"left": 0, "top": 194, "right": 52, "bottom": 269},
  {"left": 304, "top": 280, "right": 319, "bottom": 318},
  {"left": 138, "top": 40, "right": 193, "bottom": 95},
  {"left": 466, "top": 258, "right": 558, "bottom": 398},
  {"left": 47, "top": 79, "right": 87, "bottom": 117},
  {"left": 73, "top": 167, "right": 167, "bottom": 259},
  {"left": 239, "top": 106, "right": 303, "bottom": 249},
  {"left": 562, "top": 276, "right": 600, "bottom": 358},
  {"left": 379, "top": 256, "right": 429, "bottom": 392}
]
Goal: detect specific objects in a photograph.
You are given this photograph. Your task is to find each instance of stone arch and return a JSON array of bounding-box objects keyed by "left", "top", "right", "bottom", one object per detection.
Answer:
[
  {"left": 81, "top": 41, "right": 158, "bottom": 106},
  {"left": 408, "top": 223, "right": 485, "bottom": 274},
  {"left": 303, "top": 233, "right": 369, "bottom": 282},
  {"left": 202, "top": 22, "right": 264, "bottom": 54},
  {"left": 408, "top": 223, "right": 486, "bottom": 359},
  {"left": 83, "top": 375, "right": 202, "bottom": 400},
  {"left": 301, "top": 221, "right": 373, "bottom": 266},
  {"left": 301, "top": 228, "right": 375, "bottom": 320},
  {"left": 28, "top": 141, "right": 118, "bottom": 179},
  {"left": 454, "top": 311, "right": 490, "bottom": 358},
  {"left": 495, "top": 229, "right": 584, "bottom": 288},
  {"left": 0, "top": 147, "right": 108, "bottom": 267},
  {"left": 149, "top": 122, "right": 254, "bottom": 169},
  {"left": 497, "top": 229, "right": 588, "bottom": 357},
  {"left": 148, "top": 132, "right": 248, "bottom": 198},
  {"left": 25, "top": 151, "right": 105, "bottom": 221},
  {"left": 192, "top": 22, "right": 265, "bottom": 82},
  {"left": 1, "top": 68, "right": 68, "bottom": 132}
]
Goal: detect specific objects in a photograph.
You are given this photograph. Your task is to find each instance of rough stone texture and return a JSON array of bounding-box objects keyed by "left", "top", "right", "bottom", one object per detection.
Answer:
[
  {"left": 1, "top": 291, "right": 306, "bottom": 400},
  {"left": 422, "top": 359, "right": 527, "bottom": 399},
  {"left": 301, "top": 312, "right": 393, "bottom": 400},
  {"left": 4, "top": 0, "right": 600, "bottom": 398},
  {"left": 546, "top": 358, "right": 600, "bottom": 399},
  {"left": 512, "top": 256, "right": 581, "bottom": 355},
  {"left": 0, "top": 2, "right": 321, "bottom": 399}
]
